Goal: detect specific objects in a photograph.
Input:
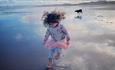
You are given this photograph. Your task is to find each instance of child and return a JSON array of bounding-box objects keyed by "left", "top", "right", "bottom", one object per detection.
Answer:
[{"left": 42, "top": 11, "right": 70, "bottom": 69}]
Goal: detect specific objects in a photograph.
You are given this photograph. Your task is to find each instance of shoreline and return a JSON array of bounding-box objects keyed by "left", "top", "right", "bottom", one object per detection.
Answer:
[{"left": 0, "top": 1, "right": 115, "bottom": 7}]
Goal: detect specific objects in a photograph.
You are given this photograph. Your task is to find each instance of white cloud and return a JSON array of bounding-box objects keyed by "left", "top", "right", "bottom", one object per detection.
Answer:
[
  {"left": 55, "top": 41, "right": 115, "bottom": 70},
  {"left": 15, "top": 33, "right": 23, "bottom": 41}
]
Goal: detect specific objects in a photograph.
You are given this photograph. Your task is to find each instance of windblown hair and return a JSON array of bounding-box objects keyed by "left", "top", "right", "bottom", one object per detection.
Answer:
[{"left": 42, "top": 11, "right": 65, "bottom": 27}]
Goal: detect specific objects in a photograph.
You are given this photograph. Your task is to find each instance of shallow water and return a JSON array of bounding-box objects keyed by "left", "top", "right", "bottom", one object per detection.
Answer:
[{"left": 0, "top": 4, "right": 115, "bottom": 70}]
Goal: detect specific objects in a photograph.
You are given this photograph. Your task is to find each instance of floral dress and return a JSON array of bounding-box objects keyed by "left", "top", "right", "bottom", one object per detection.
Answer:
[
  {"left": 44, "top": 24, "right": 70, "bottom": 59},
  {"left": 44, "top": 24, "right": 70, "bottom": 49}
]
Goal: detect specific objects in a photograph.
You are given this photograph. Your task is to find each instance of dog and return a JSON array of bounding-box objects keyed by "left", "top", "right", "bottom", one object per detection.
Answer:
[{"left": 75, "top": 9, "right": 82, "bottom": 13}]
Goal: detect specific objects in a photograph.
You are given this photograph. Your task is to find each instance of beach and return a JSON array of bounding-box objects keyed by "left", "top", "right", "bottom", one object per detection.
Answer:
[{"left": 0, "top": 2, "right": 115, "bottom": 70}]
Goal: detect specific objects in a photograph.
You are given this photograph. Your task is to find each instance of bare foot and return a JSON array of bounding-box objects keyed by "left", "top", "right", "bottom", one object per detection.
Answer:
[
  {"left": 46, "top": 66, "right": 53, "bottom": 70},
  {"left": 47, "top": 60, "right": 53, "bottom": 70}
]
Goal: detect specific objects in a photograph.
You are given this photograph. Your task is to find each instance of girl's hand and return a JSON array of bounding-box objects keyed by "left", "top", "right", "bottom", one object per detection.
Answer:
[
  {"left": 66, "top": 37, "right": 70, "bottom": 45},
  {"left": 43, "top": 38, "right": 48, "bottom": 45},
  {"left": 66, "top": 41, "right": 69, "bottom": 45},
  {"left": 43, "top": 41, "right": 46, "bottom": 45}
]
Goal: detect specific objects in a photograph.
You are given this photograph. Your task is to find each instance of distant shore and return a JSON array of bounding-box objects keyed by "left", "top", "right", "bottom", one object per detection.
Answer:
[
  {"left": 0, "top": 1, "right": 115, "bottom": 7},
  {"left": 0, "top": 1, "right": 115, "bottom": 11}
]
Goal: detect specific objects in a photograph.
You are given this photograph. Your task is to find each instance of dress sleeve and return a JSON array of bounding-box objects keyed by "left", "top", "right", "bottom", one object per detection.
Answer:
[
  {"left": 44, "top": 29, "right": 50, "bottom": 42},
  {"left": 61, "top": 25, "right": 70, "bottom": 41}
]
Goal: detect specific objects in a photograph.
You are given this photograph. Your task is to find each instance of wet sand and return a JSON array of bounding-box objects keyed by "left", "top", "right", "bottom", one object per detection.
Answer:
[{"left": 0, "top": 3, "right": 115, "bottom": 70}]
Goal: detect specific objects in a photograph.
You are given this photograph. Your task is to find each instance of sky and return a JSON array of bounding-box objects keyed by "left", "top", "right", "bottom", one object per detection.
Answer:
[{"left": 1, "top": 0, "right": 115, "bottom": 5}]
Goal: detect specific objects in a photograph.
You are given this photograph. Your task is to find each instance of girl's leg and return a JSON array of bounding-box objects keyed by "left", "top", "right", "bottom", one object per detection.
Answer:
[
  {"left": 47, "top": 48, "right": 55, "bottom": 68},
  {"left": 55, "top": 48, "right": 62, "bottom": 60},
  {"left": 47, "top": 48, "right": 62, "bottom": 68},
  {"left": 47, "top": 58, "right": 53, "bottom": 68}
]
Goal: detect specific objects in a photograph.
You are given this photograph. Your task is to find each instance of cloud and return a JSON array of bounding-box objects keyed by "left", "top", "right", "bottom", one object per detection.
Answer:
[
  {"left": 21, "top": 14, "right": 42, "bottom": 24},
  {"left": 15, "top": 33, "right": 23, "bottom": 41},
  {"left": 18, "top": 6, "right": 115, "bottom": 70},
  {"left": 56, "top": 39, "right": 115, "bottom": 70}
]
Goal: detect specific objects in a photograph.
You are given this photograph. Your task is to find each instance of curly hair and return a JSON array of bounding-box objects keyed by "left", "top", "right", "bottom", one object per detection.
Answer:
[{"left": 42, "top": 11, "right": 65, "bottom": 27}]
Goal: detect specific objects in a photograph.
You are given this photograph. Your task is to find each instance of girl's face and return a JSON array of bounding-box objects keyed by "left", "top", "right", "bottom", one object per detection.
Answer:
[{"left": 51, "top": 22, "right": 59, "bottom": 28}]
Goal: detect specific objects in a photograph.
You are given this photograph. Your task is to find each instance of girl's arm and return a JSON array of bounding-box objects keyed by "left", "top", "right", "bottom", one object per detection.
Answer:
[
  {"left": 61, "top": 25, "right": 70, "bottom": 44},
  {"left": 43, "top": 29, "right": 50, "bottom": 44}
]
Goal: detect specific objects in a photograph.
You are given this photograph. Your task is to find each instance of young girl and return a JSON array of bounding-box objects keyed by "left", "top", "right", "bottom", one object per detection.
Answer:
[{"left": 42, "top": 11, "right": 70, "bottom": 69}]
